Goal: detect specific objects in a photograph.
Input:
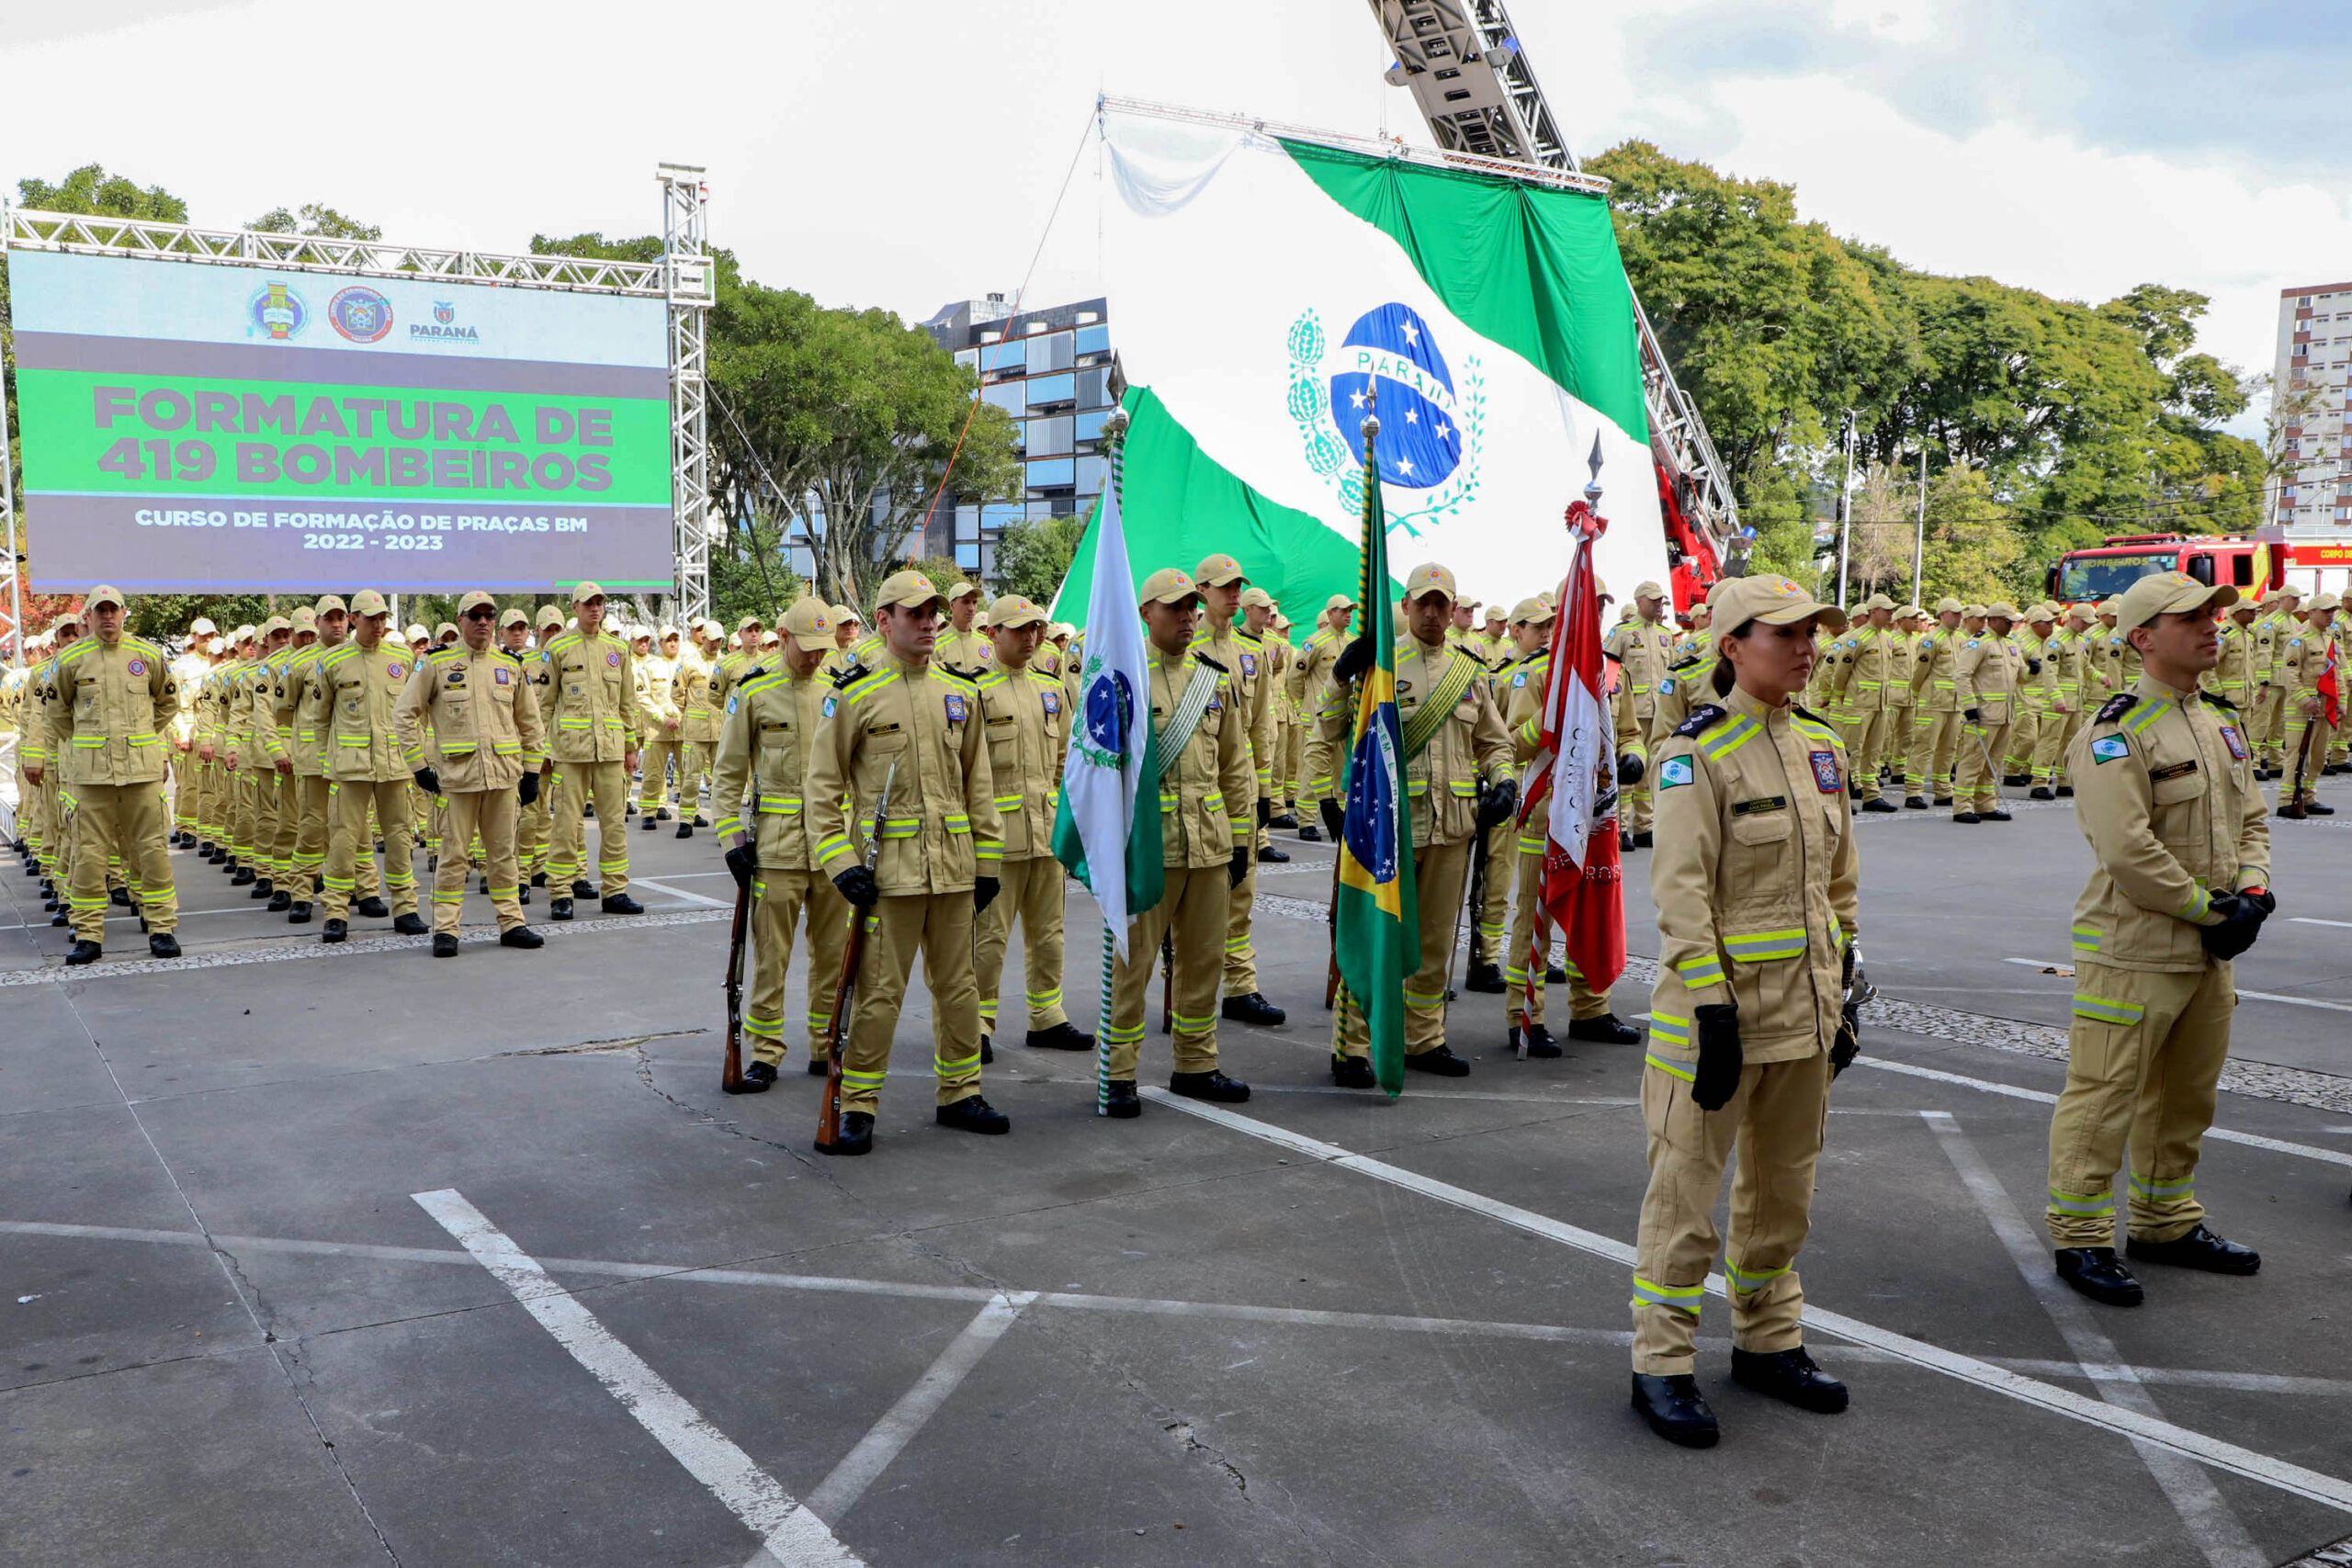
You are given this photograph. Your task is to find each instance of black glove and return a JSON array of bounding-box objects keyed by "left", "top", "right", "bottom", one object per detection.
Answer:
[
  {"left": 516, "top": 771, "right": 538, "bottom": 807},
  {"left": 975, "top": 874, "right": 1001, "bottom": 914},
  {"left": 1691, "top": 1002, "right": 1743, "bottom": 1111},
  {"left": 1258, "top": 797, "right": 1272, "bottom": 828},
  {"left": 1332, "top": 636, "right": 1373, "bottom": 685},
  {"left": 1831, "top": 947, "right": 1861, "bottom": 1077},
  {"left": 2241, "top": 885, "right": 2277, "bottom": 916},
  {"left": 832, "top": 865, "right": 879, "bottom": 909},
  {"left": 1228, "top": 845, "right": 1250, "bottom": 889},
  {"left": 2026, "top": 656, "right": 2044, "bottom": 675},
  {"left": 1617, "top": 750, "right": 1645, "bottom": 785},
  {"left": 2198, "top": 891, "right": 2267, "bottom": 961},
  {"left": 1320, "top": 798, "right": 1346, "bottom": 841},
  {"left": 724, "top": 842, "right": 757, "bottom": 891},
  {"left": 413, "top": 766, "right": 441, "bottom": 796},
  {"left": 1477, "top": 777, "right": 1518, "bottom": 832},
  {"left": 1962, "top": 707, "right": 1982, "bottom": 724}
]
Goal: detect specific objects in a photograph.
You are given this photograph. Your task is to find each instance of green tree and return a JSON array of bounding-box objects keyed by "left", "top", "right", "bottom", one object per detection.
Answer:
[
  {"left": 248, "top": 202, "right": 381, "bottom": 241},
  {"left": 1917, "top": 468, "right": 2029, "bottom": 604},
  {"left": 991, "top": 514, "right": 1082, "bottom": 602},
  {"left": 15, "top": 164, "right": 187, "bottom": 222}
]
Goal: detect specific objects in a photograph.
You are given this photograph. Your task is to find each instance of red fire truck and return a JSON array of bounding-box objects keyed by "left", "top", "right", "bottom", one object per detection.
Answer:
[{"left": 2044, "top": 532, "right": 2290, "bottom": 607}]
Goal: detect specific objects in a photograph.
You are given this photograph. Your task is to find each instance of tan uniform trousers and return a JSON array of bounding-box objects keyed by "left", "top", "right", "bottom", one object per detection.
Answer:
[
  {"left": 973, "top": 854, "right": 1070, "bottom": 1037},
  {"left": 2283, "top": 713, "right": 2335, "bottom": 804},
  {"left": 1632, "top": 1050, "right": 1829, "bottom": 1375},
  {"left": 431, "top": 787, "right": 524, "bottom": 935},
  {"left": 1223, "top": 849, "right": 1261, "bottom": 998},
  {"left": 2003, "top": 706, "right": 2041, "bottom": 774},
  {"left": 1953, "top": 717, "right": 2011, "bottom": 814},
  {"left": 2046, "top": 959, "right": 2234, "bottom": 1248},
  {"left": 679, "top": 740, "right": 716, "bottom": 817},
  {"left": 638, "top": 736, "right": 681, "bottom": 812},
  {"left": 838, "top": 892, "right": 982, "bottom": 1116},
  {"left": 1102, "top": 864, "right": 1228, "bottom": 1078},
  {"left": 1471, "top": 817, "right": 1510, "bottom": 966},
  {"left": 1886, "top": 705, "right": 1913, "bottom": 784},
  {"left": 516, "top": 780, "right": 550, "bottom": 877},
  {"left": 2030, "top": 706, "right": 2070, "bottom": 786},
  {"left": 291, "top": 774, "right": 357, "bottom": 894},
  {"left": 232, "top": 764, "right": 261, "bottom": 863},
  {"left": 169, "top": 752, "right": 194, "bottom": 830},
  {"left": 2253, "top": 687, "right": 2286, "bottom": 766},
  {"left": 322, "top": 778, "right": 414, "bottom": 921},
  {"left": 549, "top": 759, "right": 631, "bottom": 894},
  {"left": 1503, "top": 845, "right": 1608, "bottom": 1026},
  {"left": 1907, "top": 709, "right": 1961, "bottom": 799},
  {"left": 744, "top": 867, "right": 852, "bottom": 1068},
  {"left": 1276, "top": 719, "right": 1303, "bottom": 808},
  {"left": 254, "top": 767, "right": 291, "bottom": 881},
  {"left": 17, "top": 758, "right": 50, "bottom": 865},
  {"left": 268, "top": 767, "right": 305, "bottom": 882},
  {"left": 1333, "top": 839, "right": 1472, "bottom": 1059},
  {"left": 66, "top": 782, "right": 177, "bottom": 941},
  {"left": 1838, "top": 706, "right": 1892, "bottom": 796}
]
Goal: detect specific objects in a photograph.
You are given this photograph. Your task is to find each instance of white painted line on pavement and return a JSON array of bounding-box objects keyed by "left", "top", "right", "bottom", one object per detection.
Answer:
[
  {"left": 631, "top": 874, "right": 729, "bottom": 909},
  {"left": 1922, "top": 1111, "right": 2266, "bottom": 1568},
  {"left": 1141, "top": 1090, "right": 2352, "bottom": 1514},
  {"left": 794, "top": 1294, "right": 1031, "bottom": 1531},
  {"left": 2004, "top": 956, "right": 2352, "bottom": 1015},
  {"left": 412, "top": 1189, "right": 862, "bottom": 1567},
  {"left": 1853, "top": 1057, "right": 2352, "bottom": 1168},
  {"left": 2290, "top": 918, "right": 2352, "bottom": 930}
]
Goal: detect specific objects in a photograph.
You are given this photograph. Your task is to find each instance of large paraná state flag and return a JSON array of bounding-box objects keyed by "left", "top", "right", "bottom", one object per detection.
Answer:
[{"left": 1052, "top": 107, "right": 1666, "bottom": 634}]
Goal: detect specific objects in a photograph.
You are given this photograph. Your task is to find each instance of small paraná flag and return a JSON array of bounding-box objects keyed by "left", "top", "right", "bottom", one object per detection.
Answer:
[
  {"left": 1332, "top": 415, "right": 1419, "bottom": 1098},
  {"left": 1052, "top": 470, "right": 1163, "bottom": 956}
]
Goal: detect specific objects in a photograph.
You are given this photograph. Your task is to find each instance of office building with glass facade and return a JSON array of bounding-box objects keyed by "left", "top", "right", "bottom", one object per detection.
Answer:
[{"left": 921, "top": 293, "right": 1115, "bottom": 580}]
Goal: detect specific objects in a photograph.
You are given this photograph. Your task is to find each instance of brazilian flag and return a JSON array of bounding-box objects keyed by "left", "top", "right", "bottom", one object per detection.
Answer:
[{"left": 1333, "top": 416, "right": 1419, "bottom": 1097}]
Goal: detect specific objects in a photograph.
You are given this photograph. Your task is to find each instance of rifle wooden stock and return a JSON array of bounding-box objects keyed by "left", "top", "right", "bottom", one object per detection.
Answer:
[
  {"left": 1159, "top": 931, "right": 1174, "bottom": 1034},
  {"left": 2283, "top": 708, "right": 2319, "bottom": 819},
  {"left": 719, "top": 873, "right": 752, "bottom": 1093},
  {"left": 816, "top": 761, "right": 895, "bottom": 1152},
  {"left": 1322, "top": 848, "right": 1341, "bottom": 1010}
]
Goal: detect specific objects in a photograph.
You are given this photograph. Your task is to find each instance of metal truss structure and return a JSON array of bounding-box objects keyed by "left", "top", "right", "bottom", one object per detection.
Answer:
[
  {"left": 659, "top": 164, "right": 715, "bottom": 623},
  {"left": 1366, "top": 0, "right": 1744, "bottom": 567}
]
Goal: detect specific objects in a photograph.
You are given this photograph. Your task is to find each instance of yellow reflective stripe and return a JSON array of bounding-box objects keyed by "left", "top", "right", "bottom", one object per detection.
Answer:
[
  {"left": 1646, "top": 1012, "right": 1690, "bottom": 1046},
  {"left": 1630, "top": 1275, "right": 1703, "bottom": 1310},
  {"left": 2048, "top": 1188, "right": 2115, "bottom": 1216},
  {"left": 2072, "top": 995, "right": 2144, "bottom": 1025},
  {"left": 1645, "top": 1052, "right": 1695, "bottom": 1082},
  {"left": 1724, "top": 929, "right": 1806, "bottom": 961}
]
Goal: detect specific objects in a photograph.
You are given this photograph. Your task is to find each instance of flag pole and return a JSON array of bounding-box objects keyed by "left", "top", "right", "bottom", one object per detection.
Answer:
[{"left": 1095, "top": 404, "right": 1131, "bottom": 1117}]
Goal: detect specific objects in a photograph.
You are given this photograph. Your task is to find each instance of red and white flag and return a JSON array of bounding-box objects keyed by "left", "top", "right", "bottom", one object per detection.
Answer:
[
  {"left": 1520, "top": 497, "right": 1627, "bottom": 994},
  {"left": 2322, "top": 638, "right": 2342, "bottom": 730}
]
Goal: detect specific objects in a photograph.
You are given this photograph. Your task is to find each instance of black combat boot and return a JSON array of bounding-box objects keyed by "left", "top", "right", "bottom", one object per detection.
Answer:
[
  {"left": 1567, "top": 1013, "right": 1641, "bottom": 1044},
  {"left": 937, "top": 1095, "right": 1011, "bottom": 1134},
  {"left": 1463, "top": 960, "right": 1505, "bottom": 994},
  {"left": 2054, "top": 1247, "right": 2143, "bottom": 1306},
  {"left": 1730, "top": 1348, "right": 1849, "bottom": 1413},
  {"left": 1169, "top": 1068, "right": 1250, "bottom": 1103},
  {"left": 1403, "top": 1043, "right": 1471, "bottom": 1077},
  {"left": 1509, "top": 1021, "right": 1562, "bottom": 1058},
  {"left": 817, "top": 1111, "right": 876, "bottom": 1155},
  {"left": 1630, "top": 1372, "right": 1719, "bottom": 1449}
]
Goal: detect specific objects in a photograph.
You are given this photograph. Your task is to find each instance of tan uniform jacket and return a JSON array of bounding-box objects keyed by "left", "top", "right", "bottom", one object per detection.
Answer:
[
  {"left": 1192, "top": 620, "right": 1273, "bottom": 807},
  {"left": 2207, "top": 621, "right": 2255, "bottom": 699},
  {"left": 636, "top": 653, "right": 679, "bottom": 737},
  {"left": 39, "top": 635, "right": 175, "bottom": 786},
  {"left": 1305, "top": 635, "right": 1511, "bottom": 850},
  {"left": 1646, "top": 688, "right": 1861, "bottom": 1062},
  {"left": 2065, "top": 678, "right": 2267, "bottom": 974},
  {"left": 254, "top": 644, "right": 306, "bottom": 771},
  {"left": 1908, "top": 626, "right": 1962, "bottom": 713},
  {"left": 806, "top": 654, "right": 1001, "bottom": 894},
  {"left": 287, "top": 643, "right": 339, "bottom": 774},
  {"left": 1138, "top": 646, "right": 1254, "bottom": 870},
  {"left": 169, "top": 651, "right": 208, "bottom": 743},
  {"left": 709, "top": 648, "right": 757, "bottom": 717},
  {"left": 1607, "top": 617, "right": 1676, "bottom": 719},
  {"left": 973, "top": 661, "right": 1070, "bottom": 861},
  {"left": 937, "top": 628, "right": 993, "bottom": 675},
  {"left": 2279, "top": 626, "right": 2335, "bottom": 717},
  {"left": 319, "top": 639, "right": 424, "bottom": 783},
  {"left": 672, "top": 647, "right": 718, "bottom": 744},
  {"left": 394, "top": 641, "right": 545, "bottom": 791},
  {"left": 1953, "top": 632, "right": 2022, "bottom": 723},
  {"left": 1826, "top": 626, "right": 1906, "bottom": 713},
  {"left": 711, "top": 662, "right": 828, "bottom": 871},
  {"left": 541, "top": 630, "right": 639, "bottom": 762}
]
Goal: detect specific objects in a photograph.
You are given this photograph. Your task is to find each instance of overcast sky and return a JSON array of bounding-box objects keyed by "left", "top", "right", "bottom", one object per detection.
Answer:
[{"left": 6, "top": 0, "right": 2342, "bottom": 436}]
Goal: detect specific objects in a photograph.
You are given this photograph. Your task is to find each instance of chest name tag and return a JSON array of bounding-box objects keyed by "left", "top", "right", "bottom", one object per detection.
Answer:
[
  {"left": 2090, "top": 735, "right": 2130, "bottom": 765},
  {"left": 1731, "top": 795, "right": 1788, "bottom": 817},
  {"left": 2220, "top": 725, "right": 2247, "bottom": 761},
  {"left": 2149, "top": 759, "right": 2198, "bottom": 783},
  {"left": 1658, "top": 756, "right": 1694, "bottom": 791},
  {"left": 866, "top": 721, "right": 900, "bottom": 737},
  {"left": 944, "top": 694, "right": 967, "bottom": 723},
  {"left": 1809, "top": 750, "right": 1841, "bottom": 793}
]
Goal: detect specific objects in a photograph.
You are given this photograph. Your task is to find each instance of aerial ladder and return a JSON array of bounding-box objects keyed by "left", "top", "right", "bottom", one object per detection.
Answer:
[{"left": 1367, "top": 0, "right": 1744, "bottom": 593}]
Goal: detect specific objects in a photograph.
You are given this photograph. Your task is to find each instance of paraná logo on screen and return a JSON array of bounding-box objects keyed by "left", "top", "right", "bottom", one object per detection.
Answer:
[{"left": 413, "top": 301, "right": 479, "bottom": 344}]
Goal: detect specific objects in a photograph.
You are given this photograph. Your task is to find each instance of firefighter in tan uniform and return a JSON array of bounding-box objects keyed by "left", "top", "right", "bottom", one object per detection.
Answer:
[
  {"left": 540, "top": 583, "right": 644, "bottom": 915},
  {"left": 394, "top": 591, "right": 547, "bottom": 957},
  {"left": 806, "top": 570, "right": 1010, "bottom": 1154},
  {"left": 316, "top": 592, "right": 428, "bottom": 941},
  {"left": 167, "top": 616, "right": 214, "bottom": 843},
  {"left": 670, "top": 619, "right": 728, "bottom": 833},
  {"left": 2034, "top": 604, "right": 2090, "bottom": 798},
  {"left": 232, "top": 615, "right": 289, "bottom": 887},
  {"left": 2250, "top": 590, "right": 2297, "bottom": 773},
  {"left": 254, "top": 606, "right": 322, "bottom": 907},
  {"left": 516, "top": 606, "right": 563, "bottom": 883},
  {"left": 2277, "top": 592, "right": 2341, "bottom": 815},
  {"left": 969, "top": 593, "right": 1092, "bottom": 1060},
  {"left": 1496, "top": 597, "right": 1639, "bottom": 1053},
  {"left": 636, "top": 626, "right": 684, "bottom": 825},
  {"left": 2205, "top": 597, "right": 2257, "bottom": 714},
  {"left": 2044, "top": 572, "right": 2270, "bottom": 1307},
  {"left": 1191, "top": 553, "right": 1287, "bottom": 1028},
  {"left": 1823, "top": 592, "right": 1903, "bottom": 811},
  {"left": 1239, "top": 587, "right": 1292, "bottom": 855},
  {"left": 1951, "top": 602, "right": 2024, "bottom": 823},
  {"left": 1627, "top": 574, "right": 1860, "bottom": 1449},
  {"left": 937, "top": 581, "right": 993, "bottom": 673},
  {"left": 713, "top": 598, "right": 853, "bottom": 1089},
  {"left": 1883, "top": 606, "right": 1919, "bottom": 784},
  {"left": 1290, "top": 593, "right": 1355, "bottom": 837},
  {"left": 1904, "top": 596, "right": 1965, "bottom": 807},
  {"left": 1605, "top": 581, "right": 1676, "bottom": 847},
  {"left": 281, "top": 597, "right": 356, "bottom": 924},
  {"left": 1308, "top": 561, "right": 1514, "bottom": 1083},
  {"left": 28, "top": 586, "right": 182, "bottom": 963},
  {"left": 1094, "top": 568, "right": 1257, "bottom": 1117}
]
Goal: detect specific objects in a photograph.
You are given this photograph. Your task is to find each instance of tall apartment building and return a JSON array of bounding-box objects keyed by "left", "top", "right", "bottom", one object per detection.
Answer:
[
  {"left": 921, "top": 294, "right": 1115, "bottom": 581},
  {"left": 2272, "top": 281, "right": 2352, "bottom": 528}
]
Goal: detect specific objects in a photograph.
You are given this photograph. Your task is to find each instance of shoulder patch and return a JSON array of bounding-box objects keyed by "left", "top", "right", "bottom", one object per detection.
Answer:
[
  {"left": 1657, "top": 754, "right": 1696, "bottom": 791},
  {"left": 2094, "top": 693, "right": 2137, "bottom": 725},
  {"left": 1674, "top": 703, "right": 1728, "bottom": 739},
  {"left": 830, "top": 664, "right": 865, "bottom": 690}
]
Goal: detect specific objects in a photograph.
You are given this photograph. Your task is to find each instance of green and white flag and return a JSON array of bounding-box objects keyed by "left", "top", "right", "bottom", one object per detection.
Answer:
[{"left": 1053, "top": 108, "right": 1665, "bottom": 630}]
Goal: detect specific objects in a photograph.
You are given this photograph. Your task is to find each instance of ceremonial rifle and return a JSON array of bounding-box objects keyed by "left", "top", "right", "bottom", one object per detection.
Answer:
[
  {"left": 718, "top": 744, "right": 760, "bottom": 1094},
  {"left": 815, "top": 762, "right": 896, "bottom": 1151},
  {"left": 2282, "top": 705, "right": 2319, "bottom": 820}
]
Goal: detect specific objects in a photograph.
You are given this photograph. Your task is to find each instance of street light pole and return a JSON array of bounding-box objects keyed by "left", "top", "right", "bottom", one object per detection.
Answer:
[
  {"left": 1835, "top": 416, "right": 1855, "bottom": 609},
  {"left": 1912, "top": 447, "right": 1928, "bottom": 602}
]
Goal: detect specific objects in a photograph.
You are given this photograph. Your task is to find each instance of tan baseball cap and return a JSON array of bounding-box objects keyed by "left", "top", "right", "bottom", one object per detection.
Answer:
[
  {"left": 1238, "top": 585, "right": 1274, "bottom": 610},
  {"left": 1933, "top": 596, "right": 1963, "bottom": 615},
  {"left": 1189, "top": 553, "right": 1246, "bottom": 588},
  {"left": 312, "top": 594, "right": 348, "bottom": 617},
  {"left": 1711, "top": 574, "right": 1847, "bottom": 635},
  {"left": 1510, "top": 595, "right": 1555, "bottom": 624},
  {"left": 85, "top": 584, "right": 126, "bottom": 611},
  {"left": 2094, "top": 597, "right": 2119, "bottom": 616},
  {"left": 260, "top": 615, "right": 292, "bottom": 638},
  {"left": 1483, "top": 604, "right": 1507, "bottom": 624},
  {"left": 834, "top": 604, "right": 863, "bottom": 626},
  {"left": 500, "top": 607, "right": 530, "bottom": 629},
  {"left": 189, "top": 615, "right": 218, "bottom": 636},
  {"left": 288, "top": 606, "right": 319, "bottom": 630},
  {"left": 348, "top": 590, "right": 390, "bottom": 616},
  {"left": 404, "top": 624, "right": 430, "bottom": 642},
  {"left": 1984, "top": 602, "right": 2020, "bottom": 621},
  {"left": 569, "top": 581, "right": 605, "bottom": 604},
  {"left": 1861, "top": 592, "right": 1896, "bottom": 612},
  {"left": 988, "top": 592, "right": 1047, "bottom": 630},
  {"left": 1140, "top": 567, "right": 1201, "bottom": 606},
  {"left": 759, "top": 629, "right": 779, "bottom": 647},
  {"left": 536, "top": 604, "right": 566, "bottom": 630},
  {"left": 876, "top": 570, "right": 948, "bottom": 613},
  {"left": 780, "top": 596, "right": 835, "bottom": 651},
  {"left": 736, "top": 614, "right": 766, "bottom": 633},
  {"left": 2306, "top": 591, "right": 2344, "bottom": 613},
  {"left": 1400, "top": 561, "right": 1457, "bottom": 602},
  {"left": 1633, "top": 580, "right": 1667, "bottom": 601},
  {"left": 434, "top": 621, "right": 459, "bottom": 640},
  {"left": 1324, "top": 592, "right": 1357, "bottom": 612},
  {"left": 230, "top": 623, "right": 254, "bottom": 641},
  {"left": 1272, "top": 612, "right": 1292, "bottom": 630},
  {"left": 2114, "top": 571, "right": 2238, "bottom": 631}
]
